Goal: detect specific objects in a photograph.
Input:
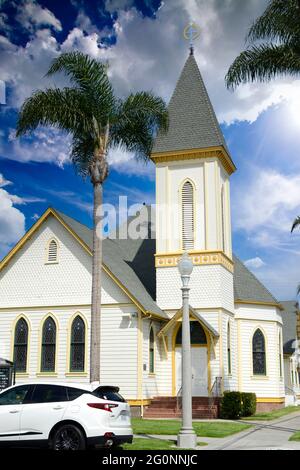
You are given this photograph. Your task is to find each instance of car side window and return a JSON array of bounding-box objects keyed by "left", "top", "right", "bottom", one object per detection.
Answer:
[
  {"left": 0, "top": 385, "right": 31, "bottom": 406},
  {"left": 30, "top": 385, "right": 68, "bottom": 403},
  {"left": 66, "top": 387, "right": 90, "bottom": 401}
]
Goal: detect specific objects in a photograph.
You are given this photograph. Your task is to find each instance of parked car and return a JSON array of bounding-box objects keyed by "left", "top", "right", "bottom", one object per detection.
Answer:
[{"left": 0, "top": 382, "right": 133, "bottom": 450}]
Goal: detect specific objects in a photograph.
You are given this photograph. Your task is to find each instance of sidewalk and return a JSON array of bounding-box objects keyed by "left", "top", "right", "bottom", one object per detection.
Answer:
[{"left": 134, "top": 411, "right": 300, "bottom": 450}]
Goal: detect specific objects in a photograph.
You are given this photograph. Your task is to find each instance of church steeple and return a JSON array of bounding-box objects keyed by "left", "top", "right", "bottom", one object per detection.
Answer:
[{"left": 152, "top": 54, "right": 235, "bottom": 174}]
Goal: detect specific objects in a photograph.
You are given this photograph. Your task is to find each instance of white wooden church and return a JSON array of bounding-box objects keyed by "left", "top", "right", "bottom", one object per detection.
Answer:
[{"left": 0, "top": 52, "right": 299, "bottom": 417}]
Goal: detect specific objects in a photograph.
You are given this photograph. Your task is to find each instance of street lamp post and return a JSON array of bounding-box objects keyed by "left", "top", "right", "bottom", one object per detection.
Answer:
[{"left": 177, "top": 252, "right": 197, "bottom": 449}]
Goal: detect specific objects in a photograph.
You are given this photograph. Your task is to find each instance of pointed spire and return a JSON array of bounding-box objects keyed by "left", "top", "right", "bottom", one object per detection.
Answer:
[{"left": 153, "top": 54, "right": 232, "bottom": 159}]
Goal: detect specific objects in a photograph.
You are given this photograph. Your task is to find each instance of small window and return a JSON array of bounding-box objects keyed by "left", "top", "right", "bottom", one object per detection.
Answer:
[
  {"left": 252, "top": 329, "right": 266, "bottom": 376},
  {"left": 182, "top": 181, "right": 194, "bottom": 250},
  {"left": 70, "top": 316, "right": 85, "bottom": 372},
  {"left": 176, "top": 322, "right": 207, "bottom": 345},
  {"left": 0, "top": 385, "right": 31, "bottom": 406},
  {"left": 41, "top": 317, "right": 56, "bottom": 372},
  {"left": 279, "top": 331, "right": 283, "bottom": 378},
  {"left": 221, "top": 185, "right": 226, "bottom": 251},
  {"left": 227, "top": 322, "right": 231, "bottom": 375},
  {"left": 149, "top": 327, "right": 155, "bottom": 374},
  {"left": 13, "top": 318, "right": 29, "bottom": 373},
  {"left": 47, "top": 239, "right": 58, "bottom": 263},
  {"left": 30, "top": 384, "right": 67, "bottom": 403}
]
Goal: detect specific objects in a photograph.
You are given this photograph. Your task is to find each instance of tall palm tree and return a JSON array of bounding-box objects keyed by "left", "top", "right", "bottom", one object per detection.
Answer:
[
  {"left": 16, "top": 51, "right": 168, "bottom": 383},
  {"left": 226, "top": 0, "right": 300, "bottom": 90}
]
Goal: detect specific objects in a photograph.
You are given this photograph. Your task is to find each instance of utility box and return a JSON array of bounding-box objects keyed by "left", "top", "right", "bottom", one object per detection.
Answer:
[{"left": 0, "top": 358, "right": 15, "bottom": 391}]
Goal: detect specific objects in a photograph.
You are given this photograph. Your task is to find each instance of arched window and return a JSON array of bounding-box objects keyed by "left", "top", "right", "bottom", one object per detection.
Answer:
[
  {"left": 182, "top": 181, "right": 194, "bottom": 250},
  {"left": 149, "top": 327, "right": 155, "bottom": 374},
  {"left": 221, "top": 185, "right": 226, "bottom": 251},
  {"left": 41, "top": 317, "right": 56, "bottom": 372},
  {"left": 252, "top": 329, "right": 266, "bottom": 376},
  {"left": 14, "top": 318, "right": 28, "bottom": 373},
  {"left": 70, "top": 316, "right": 85, "bottom": 372},
  {"left": 47, "top": 239, "right": 58, "bottom": 263},
  {"left": 278, "top": 331, "right": 283, "bottom": 378},
  {"left": 227, "top": 321, "right": 231, "bottom": 375},
  {"left": 176, "top": 322, "right": 207, "bottom": 346}
]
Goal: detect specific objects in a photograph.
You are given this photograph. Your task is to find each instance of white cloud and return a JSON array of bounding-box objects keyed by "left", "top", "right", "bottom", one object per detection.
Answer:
[
  {"left": 0, "top": 173, "right": 12, "bottom": 188},
  {"left": 244, "top": 257, "right": 265, "bottom": 269},
  {"left": 0, "top": 188, "right": 25, "bottom": 258},
  {"left": 16, "top": 1, "right": 62, "bottom": 32},
  {"left": 233, "top": 169, "right": 300, "bottom": 240}
]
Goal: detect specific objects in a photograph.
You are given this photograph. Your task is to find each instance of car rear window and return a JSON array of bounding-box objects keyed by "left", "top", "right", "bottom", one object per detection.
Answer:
[
  {"left": 93, "top": 387, "right": 125, "bottom": 403},
  {"left": 66, "top": 387, "right": 92, "bottom": 401}
]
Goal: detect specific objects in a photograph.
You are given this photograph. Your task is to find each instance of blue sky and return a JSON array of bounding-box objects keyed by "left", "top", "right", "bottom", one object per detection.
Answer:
[{"left": 1, "top": 0, "right": 300, "bottom": 300}]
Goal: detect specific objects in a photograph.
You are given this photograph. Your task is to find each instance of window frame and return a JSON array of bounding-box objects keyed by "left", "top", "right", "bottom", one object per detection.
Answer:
[
  {"left": 252, "top": 328, "right": 267, "bottom": 377},
  {"left": 13, "top": 317, "right": 29, "bottom": 374},
  {"left": 149, "top": 326, "right": 155, "bottom": 375},
  {"left": 69, "top": 315, "right": 86, "bottom": 374},
  {"left": 40, "top": 316, "right": 57, "bottom": 373},
  {"left": 227, "top": 320, "right": 232, "bottom": 375},
  {"left": 181, "top": 179, "right": 195, "bottom": 251}
]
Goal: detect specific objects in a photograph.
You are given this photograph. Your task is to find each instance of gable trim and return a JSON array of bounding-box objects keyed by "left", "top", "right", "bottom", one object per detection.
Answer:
[
  {"left": 235, "top": 299, "right": 283, "bottom": 310},
  {"left": 0, "top": 207, "right": 165, "bottom": 319}
]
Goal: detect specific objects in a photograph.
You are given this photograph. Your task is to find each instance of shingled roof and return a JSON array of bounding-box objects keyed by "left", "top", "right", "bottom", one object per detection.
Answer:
[
  {"left": 281, "top": 301, "right": 299, "bottom": 354},
  {"left": 153, "top": 53, "right": 231, "bottom": 156},
  {"left": 233, "top": 255, "right": 278, "bottom": 305},
  {"left": 56, "top": 210, "right": 279, "bottom": 312}
]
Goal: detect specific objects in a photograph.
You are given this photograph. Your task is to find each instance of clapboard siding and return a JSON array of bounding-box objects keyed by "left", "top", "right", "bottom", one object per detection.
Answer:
[{"left": 0, "top": 215, "right": 129, "bottom": 308}]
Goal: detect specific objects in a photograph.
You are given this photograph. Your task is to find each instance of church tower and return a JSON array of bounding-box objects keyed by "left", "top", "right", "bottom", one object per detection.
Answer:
[{"left": 152, "top": 51, "right": 236, "bottom": 312}]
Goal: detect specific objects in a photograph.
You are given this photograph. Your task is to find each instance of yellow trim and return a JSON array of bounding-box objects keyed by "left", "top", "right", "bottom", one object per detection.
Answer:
[
  {"left": 36, "top": 373, "right": 58, "bottom": 377},
  {"left": 127, "top": 399, "right": 151, "bottom": 406},
  {"left": 251, "top": 326, "right": 268, "bottom": 377},
  {"left": 0, "top": 207, "right": 167, "bottom": 321},
  {"left": 151, "top": 146, "right": 236, "bottom": 175},
  {"left": 149, "top": 323, "right": 156, "bottom": 375},
  {"left": 10, "top": 314, "right": 31, "bottom": 375},
  {"left": 137, "top": 311, "right": 143, "bottom": 399},
  {"left": 155, "top": 250, "right": 234, "bottom": 272},
  {"left": 235, "top": 299, "right": 283, "bottom": 310},
  {"left": 171, "top": 318, "right": 211, "bottom": 397},
  {"left": 66, "top": 312, "right": 88, "bottom": 375},
  {"left": 237, "top": 319, "right": 242, "bottom": 391},
  {"left": 256, "top": 398, "right": 285, "bottom": 404},
  {"left": 37, "top": 313, "right": 59, "bottom": 375}
]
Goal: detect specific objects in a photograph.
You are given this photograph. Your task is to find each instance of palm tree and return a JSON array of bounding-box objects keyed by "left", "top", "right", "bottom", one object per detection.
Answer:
[
  {"left": 16, "top": 51, "right": 168, "bottom": 383},
  {"left": 225, "top": 0, "right": 300, "bottom": 90}
]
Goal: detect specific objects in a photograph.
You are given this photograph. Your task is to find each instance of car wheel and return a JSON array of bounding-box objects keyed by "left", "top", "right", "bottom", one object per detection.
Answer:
[{"left": 51, "top": 424, "right": 86, "bottom": 450}]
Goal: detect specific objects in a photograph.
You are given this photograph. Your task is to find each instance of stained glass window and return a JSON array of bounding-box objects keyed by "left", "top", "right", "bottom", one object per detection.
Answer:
[
  {"left": 14, "top": 318, "right": 28, "bottom": 373},
  {"left": 70, "top": 316, "right": 85, "bottom": 372},
  {"left": 176, "top": 322, "right": 207, "bottom": 345},
  {"left": 252, "top": 329, "right": 266, "bottom": 375},
  {"left": 41, "top": 317, "right": 56, "bottom": 372},
  {"left": 227, "top": 322, "right": 231, "bottom": 375},
  {"left": 149, "top": 327, "right": 155, "bottom": 374}
]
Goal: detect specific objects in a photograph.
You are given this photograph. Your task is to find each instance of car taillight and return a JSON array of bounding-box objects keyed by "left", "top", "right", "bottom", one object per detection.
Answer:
[{"left": 87, "top": 403, "right": 118, "bottom": 412}]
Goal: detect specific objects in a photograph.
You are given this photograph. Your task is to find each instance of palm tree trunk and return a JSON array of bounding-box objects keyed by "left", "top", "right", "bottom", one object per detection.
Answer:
[{"left": 90, "top": 181, "right": 103, "bottom": 383}]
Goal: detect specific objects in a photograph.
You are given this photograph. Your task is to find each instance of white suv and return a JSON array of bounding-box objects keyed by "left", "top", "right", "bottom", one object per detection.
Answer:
[{"left": 0, "top": 382, "right": 133, "bottom": 450}]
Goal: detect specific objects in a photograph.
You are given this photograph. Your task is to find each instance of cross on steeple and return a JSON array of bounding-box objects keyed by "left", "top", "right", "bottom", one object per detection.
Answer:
[{"left": 183, "top": 22, "right": 200, "bottom": 55}]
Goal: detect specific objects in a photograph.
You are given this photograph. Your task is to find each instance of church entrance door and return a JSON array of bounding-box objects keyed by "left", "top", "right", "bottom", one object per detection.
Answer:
[{"left": 175, "top": 346, "right": 208, "bottom": 396}]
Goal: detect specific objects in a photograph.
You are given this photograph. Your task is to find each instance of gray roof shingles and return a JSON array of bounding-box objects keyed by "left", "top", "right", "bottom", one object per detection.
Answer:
[
  {"left": 55, "top": 209, "right": 280, "bottom": 319},
  {"left": 153, "top": 53, "right": 231, "bottom": 156},
  {"left": 281, "top": 300, "right": 299, "bottom": 354}
]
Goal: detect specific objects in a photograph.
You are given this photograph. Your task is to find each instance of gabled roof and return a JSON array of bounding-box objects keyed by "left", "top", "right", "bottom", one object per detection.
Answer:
[
  {"left": 0, "top": 207, "right": 281, "bottom": 315},
  {"left": 233, "top": 255, "right": 279, "bottom": 306},
  {"left": 281, "top": 300, "right": 299, "bottom": 355},
  {"left": 0, "top": 208, "right": 167, "bottom": 320},
  {"left": 152, "top": 53, "right": 233, "bottom": 162}
]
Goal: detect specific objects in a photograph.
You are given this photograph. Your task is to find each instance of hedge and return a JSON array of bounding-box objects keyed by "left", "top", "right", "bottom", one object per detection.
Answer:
[{"left": 220, "top": 391, "right": 257, "bottom": 419}]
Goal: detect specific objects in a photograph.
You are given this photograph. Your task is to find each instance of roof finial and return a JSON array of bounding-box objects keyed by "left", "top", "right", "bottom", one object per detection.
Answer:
[{"left": 183, "top": 22, "right": 200, "bottom": 55}]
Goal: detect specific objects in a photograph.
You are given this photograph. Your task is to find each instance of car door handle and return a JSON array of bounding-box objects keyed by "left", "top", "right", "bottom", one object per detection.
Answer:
[
  {"left": 53, "top": 405, "right": 64, "bottom": 410},
  {"left": 9, "top": 410, "right": 20, "bottom": 414}
]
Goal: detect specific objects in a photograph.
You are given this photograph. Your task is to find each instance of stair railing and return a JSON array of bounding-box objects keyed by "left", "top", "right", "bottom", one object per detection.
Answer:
[{"left": 208, "top": 376, "right": 222, "bottom": 413}]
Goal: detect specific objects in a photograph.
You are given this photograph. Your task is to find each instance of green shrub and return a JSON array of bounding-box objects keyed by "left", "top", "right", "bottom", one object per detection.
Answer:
[
  {"left": 220, "top": 391, "right": 242, "bottom": 419},
  {"left": 241, "top": 393, "right": 256, "bottom": 417}
]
